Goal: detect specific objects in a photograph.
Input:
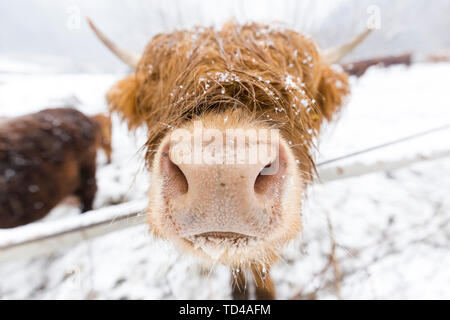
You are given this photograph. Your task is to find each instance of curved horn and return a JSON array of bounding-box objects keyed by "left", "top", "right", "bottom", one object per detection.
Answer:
[
  {"left": 324, "top": 28, "right": 373, "bottom": 64},
  {"left": 87, "top": 18, "right": 140, "bottom": 70}
]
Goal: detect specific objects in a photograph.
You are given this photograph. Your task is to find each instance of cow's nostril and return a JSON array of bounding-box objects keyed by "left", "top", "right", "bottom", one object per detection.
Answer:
[
  {"left": 161, "top": 148, "right": 188, "bottom": 197},
  {"left": 254, "top": 144, "right": 288, "bottom": 196},
  {"left": 254, "top": 163, "right": 275, "bottom": 195}
]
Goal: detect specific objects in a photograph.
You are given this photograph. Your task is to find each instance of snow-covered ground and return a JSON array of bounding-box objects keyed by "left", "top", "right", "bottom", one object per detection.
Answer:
[{"left": 0, "top": 62, "right": 449, "bottom": 299}]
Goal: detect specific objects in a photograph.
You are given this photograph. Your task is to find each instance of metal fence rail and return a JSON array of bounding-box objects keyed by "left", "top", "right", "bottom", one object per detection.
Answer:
[{"left": 0, "top": 200, "right": 147, "bottom": 262}]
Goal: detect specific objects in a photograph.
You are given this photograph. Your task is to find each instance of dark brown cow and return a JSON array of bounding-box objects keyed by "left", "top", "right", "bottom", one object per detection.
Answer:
[{"left": 0, "top": 108, "right": 111, "bottom": 228}]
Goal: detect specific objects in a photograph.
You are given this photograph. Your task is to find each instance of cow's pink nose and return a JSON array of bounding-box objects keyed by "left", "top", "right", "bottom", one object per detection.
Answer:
[{"left": 159, "top": 142, "right": 288, "bottom": 238}]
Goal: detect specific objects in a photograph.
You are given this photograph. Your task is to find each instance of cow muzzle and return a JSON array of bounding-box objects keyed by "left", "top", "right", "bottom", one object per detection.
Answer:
[{"left": 158, "top": 127, "right": 289, "bottom": 241}]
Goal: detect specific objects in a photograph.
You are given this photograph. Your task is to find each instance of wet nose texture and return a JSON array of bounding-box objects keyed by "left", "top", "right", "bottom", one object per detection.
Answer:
[{"left": 160, "top": 143, "right": 289, "bottom": 238}]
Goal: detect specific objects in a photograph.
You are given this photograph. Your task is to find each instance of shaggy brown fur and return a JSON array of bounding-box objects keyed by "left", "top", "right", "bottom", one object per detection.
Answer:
[
  {"left": 106, "top": 21, "right": 350, "bottom": 299},
  {"left": 0, "top": 108, "right": 110, "bottom": 228},
  {"left": 107, "top": 21, "right": 349, "bottom": 180}
]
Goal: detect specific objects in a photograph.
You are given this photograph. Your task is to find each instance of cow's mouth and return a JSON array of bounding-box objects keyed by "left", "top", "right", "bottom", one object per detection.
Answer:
[
  {"left": 184, "top": 232, "right": 258, "bottom": 245},
  {"left": 197, "top": 231, "right": 255, "bottom": 239},
  {"left": 181, "top": 231, "right": 261, "bottom": 261}
]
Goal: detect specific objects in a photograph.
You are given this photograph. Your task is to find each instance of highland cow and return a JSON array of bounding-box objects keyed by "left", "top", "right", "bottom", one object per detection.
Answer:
[
  {"left": 0, "top": 108, "right": 112, "bottom": 228},
  {"left": 90, "top": 19, "right": 370, "bottom": 299}
]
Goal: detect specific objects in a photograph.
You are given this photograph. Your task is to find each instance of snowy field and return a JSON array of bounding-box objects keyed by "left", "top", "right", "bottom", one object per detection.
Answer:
[{"left": 0, "top": 62, "right": 449, "bottom": 299}]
